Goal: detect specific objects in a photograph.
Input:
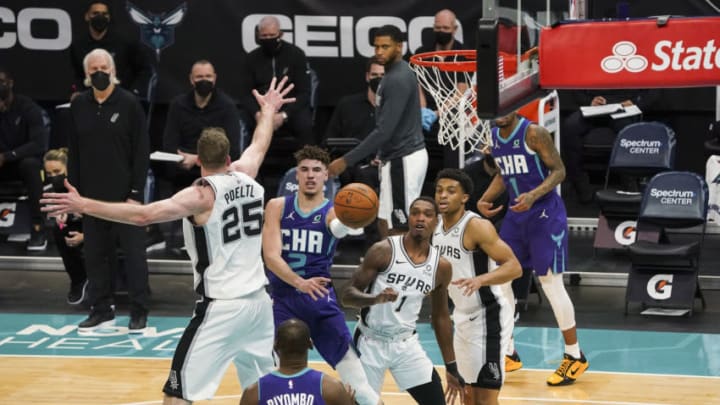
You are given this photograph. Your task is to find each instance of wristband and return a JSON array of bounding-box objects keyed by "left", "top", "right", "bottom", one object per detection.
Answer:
[{"left": 445, "top": 361, "right": 465, "bottom": 385}]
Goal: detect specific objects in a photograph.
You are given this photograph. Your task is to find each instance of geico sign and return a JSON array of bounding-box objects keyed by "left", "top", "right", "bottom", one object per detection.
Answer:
[
  {"left": 653, "top": 40, "right": 720, "bottom": 71},
  {"left": 241, "top": 14, "right": 464, "bottom": 57},
  {"left": 0, "top": 7, "right": 71, "bottom": 50}
]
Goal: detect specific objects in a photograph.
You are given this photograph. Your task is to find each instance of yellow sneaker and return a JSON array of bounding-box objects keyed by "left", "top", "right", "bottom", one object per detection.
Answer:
[
  {"left": 505, "top": 351, "right": 523, "bottom": 372},
  {"left": 546, "top": 352, "right": 589, "bottom": 386}
]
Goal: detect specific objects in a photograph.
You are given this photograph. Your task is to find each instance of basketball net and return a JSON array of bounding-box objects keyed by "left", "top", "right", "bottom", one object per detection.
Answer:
[{"left": 409, "top": 50, "right": 493, "bottom": 154}]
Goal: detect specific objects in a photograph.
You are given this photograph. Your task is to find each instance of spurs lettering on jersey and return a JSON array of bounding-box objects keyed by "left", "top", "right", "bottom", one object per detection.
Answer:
[
  {"left": 494, "top": 154, "right": 529, "bottom": 176},
  {"left": 386, "top": 271, "right": 432, "bottom": 294},
  {"left": 437, "top": 245, "right": 461, "bottom": 260}
]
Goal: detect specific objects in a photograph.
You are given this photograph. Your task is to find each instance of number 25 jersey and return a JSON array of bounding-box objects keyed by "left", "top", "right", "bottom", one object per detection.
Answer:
[{"left": 183, "top": 171, "right": 266, "bottom": 300}]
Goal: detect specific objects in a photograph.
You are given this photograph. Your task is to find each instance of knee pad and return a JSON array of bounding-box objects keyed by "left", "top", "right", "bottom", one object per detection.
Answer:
[{"left": 538, "top": 273, "right": 576, "bottom": 331}]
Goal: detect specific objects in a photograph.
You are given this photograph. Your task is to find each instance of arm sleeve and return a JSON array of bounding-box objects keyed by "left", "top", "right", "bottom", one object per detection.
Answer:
[
  {"left": 67, "top": 106, "right": 80, "bottom": 186},
  {"left": 129, "top": 101, "right": 149, "bottom": 201},
  {"left": 634, "top": 89, "right": 662, "bottom": 111},
  {"left": 343, "top": 77, "right": 408, "bottom": 166},
  {"left": 283, "top": 50, "right": 312, "bottom": 116},
  {"left": 238, "top": 55, "right": 261, "bottom": 117},
  {"left": 223, "top": 103, "right": 242, "bottom": 160},
  {"left": 6, "top": 104, "right": 47, "bottom": 161},
  {"left": 162, "top": 101, "right": 181, "bottom": 153}
]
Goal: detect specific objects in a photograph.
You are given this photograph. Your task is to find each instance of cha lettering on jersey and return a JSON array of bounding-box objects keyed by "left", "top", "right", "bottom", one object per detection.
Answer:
[
  {"left": 386, "top": 272, "right": 432, "bottom": 294},
  {"left": 495, "top": 154, "right": 529, "bottom": 176},
  {"left": 224, "top": 184, "right": 255, "bottom": 204},
  {"left": 281, "top": 229, "right": 324, "bottom": 254},
  {"left": 265, "top": 392, "right": 315, "bottom": 405}
]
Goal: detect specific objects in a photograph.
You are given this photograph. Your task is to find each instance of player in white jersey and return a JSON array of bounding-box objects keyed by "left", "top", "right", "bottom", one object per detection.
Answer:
[
  {"left": 434, "top": 168, "right": 522, "bottom": 405},
  {"left": 42, "top": 77, "right": 295, "bottom": 405},
  {"left": 341, "top": 197, "right": 464, "bottom": 405}
]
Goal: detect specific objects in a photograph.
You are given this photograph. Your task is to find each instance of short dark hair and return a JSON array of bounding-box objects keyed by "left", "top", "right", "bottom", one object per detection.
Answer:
[
  {"left": 373, "top": 25, "right": 404, "bottom": 43},
  {"left": 294, "top": 145, "right": 331, "bottom": 167},
  {"left": 410, "top": 196, "right": 439, "bottom": 216},
  {"left": 197, "top": 127, "right": 229, "bottom": 169},
  {"left": 435, "top": 168, "right": 474, "bottom": 195},
  {"left": 275, "top": 319, "right": 312, "bottom": 357},
  {"left": 86, "top": 1, "right": 111, "bottom": 14},
  {"left": 366, "top": 56, "right": 383, "bottom": 73}
]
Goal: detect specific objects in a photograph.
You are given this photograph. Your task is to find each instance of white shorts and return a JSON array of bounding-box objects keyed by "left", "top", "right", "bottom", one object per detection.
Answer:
[
  {"left": 355, "top": 328, "right": 435, "bottom": 392},
  {"left": 163, "top": 289, "right": 275, "bottom": 401},
  {"left": 378, "top": 148, "right": 428, "bottom": 230},
  {"left": 453, "top": 300, "right": 513, "bottom": 389}
]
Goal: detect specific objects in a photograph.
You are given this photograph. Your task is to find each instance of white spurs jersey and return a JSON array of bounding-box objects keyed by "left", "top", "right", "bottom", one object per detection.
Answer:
[
  {"left": 360, "top": 235, "right": 440, "bottom": 336},
  {"left": 183, "top": 171, "right": 267, "bottom": 299},
  {"left": 434, "top": 212, "right": 508, "bottom": 314}
]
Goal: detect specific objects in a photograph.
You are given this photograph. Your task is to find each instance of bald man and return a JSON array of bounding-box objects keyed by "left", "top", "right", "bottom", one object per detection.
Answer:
[{"left": 239, "top": 15, "right": 315, "bottom": 147}]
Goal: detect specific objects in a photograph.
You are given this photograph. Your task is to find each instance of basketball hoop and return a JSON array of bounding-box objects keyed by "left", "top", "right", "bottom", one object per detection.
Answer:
[{"left": 409, "top": 50, "right": 493, "bottom": 154}]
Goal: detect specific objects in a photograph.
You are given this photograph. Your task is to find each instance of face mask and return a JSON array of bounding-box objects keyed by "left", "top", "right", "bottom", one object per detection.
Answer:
[
  {"left": 434, "top": 31, "right": 453, "bottom": 46},
  {"left": 258, "top": 37, "right": 281, "bottom": 55},
  {"left": 90, "top": 71, "right": 111, "bottom": 90},
  {"left": 193, "top": 80, "right": 214, "bottom": 97},
  {"left": 46, "top": 175, "right": 67, "bottom": 193},
  {"left": 90, "top": 15, "right": 110, "bottom": 32},
  {"left": 0, "top": 83, "right": 9, "bottom": 101},
  {"left": 368, "top": 77, "right": 382, "bottom": 93}
]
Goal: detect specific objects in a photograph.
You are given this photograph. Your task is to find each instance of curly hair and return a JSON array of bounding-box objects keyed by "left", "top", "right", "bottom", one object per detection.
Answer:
[{"left": 293, "top": 145, "right": 331, "bottom": 167}]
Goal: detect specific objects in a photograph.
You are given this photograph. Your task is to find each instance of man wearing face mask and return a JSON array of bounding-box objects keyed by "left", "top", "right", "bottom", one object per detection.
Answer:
[
  {"left": 68, "top": 48, "right": 150, "bottom": 333},
  {"left": 69, "top": 1, "right": 152, "bottom": 99},
  {"left": 323, "top": 57, "right": 385, "bottom": 248},
  {"left": 0, "top": 67, "right": 50, "bottom": 250},
  {"left": 239, "top": 15, "right": 314, "bottom": 148},
  {"left": 160, "top": 60, "right": 242, "bottom": 253},
  {"left": 412, "top": 9, "right": 468, "bottom": 169}
]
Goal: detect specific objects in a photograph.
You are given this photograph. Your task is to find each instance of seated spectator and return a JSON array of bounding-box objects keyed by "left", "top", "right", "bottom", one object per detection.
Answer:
[
  {"left": 43, "top": 148, "right": 87, "bottom": 304},
  {"left": 412, "top": 9, "right": 468, "bottom": 170},
  {"left": 163, "top": 60, "right": 241, "bottom": 190},
  {"left": 160, "top": 60, "right": 242, "bottom": 252},
  {"left": 69, "top": 1, "right": 152, "bottom": 99},
  {"left": 561, "top": 89, "right": 661, "bottom": 203},
  {"left": 0, "top": 66, "right": 49, "bottom": 250},
  {"left": 323, "top": 57, "right": 385, "bottom": 247},
  {"left": 239, "top": 15, "right": 314, "bottom": 148}
]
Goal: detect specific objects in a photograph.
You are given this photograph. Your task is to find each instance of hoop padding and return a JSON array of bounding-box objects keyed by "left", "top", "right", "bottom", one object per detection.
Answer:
[{"left": 410, "top": 50, "right": 492, "bottom": 152}]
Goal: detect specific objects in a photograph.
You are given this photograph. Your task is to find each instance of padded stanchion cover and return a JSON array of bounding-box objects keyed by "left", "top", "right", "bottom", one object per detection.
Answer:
[{"left": 540, "top": 17, "right": 720, "bottom": 89}]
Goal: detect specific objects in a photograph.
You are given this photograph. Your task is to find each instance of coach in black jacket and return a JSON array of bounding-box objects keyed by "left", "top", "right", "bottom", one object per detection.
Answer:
[
  {"left": 68, "top": 48, "right": 150, "bottom": 333},
  {"left": 239, "top": 15, "right": 315, "bottom": 147}
]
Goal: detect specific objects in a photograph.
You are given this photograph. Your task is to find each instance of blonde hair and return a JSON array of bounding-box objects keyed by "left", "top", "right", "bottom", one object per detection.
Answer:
[
  {"left": 197, "top": 127, "right": 229, "bottom": 170},
  {"left": 44, "top": 147, "right": 69, "bottom": 166},
  {"left": 82, "top": 48, "right": 121, "bottom": 88}
]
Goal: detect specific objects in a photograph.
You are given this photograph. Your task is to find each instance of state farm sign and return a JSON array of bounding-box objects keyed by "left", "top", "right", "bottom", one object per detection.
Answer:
[{"left": 539, "top": 16, "right": 720, "bottom": 89}]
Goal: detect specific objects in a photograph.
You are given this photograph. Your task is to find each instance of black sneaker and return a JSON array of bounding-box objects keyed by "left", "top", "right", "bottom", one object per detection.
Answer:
[
  {"left": 27, "top": 229, "right": 47, "bottom": 251},
  {"left": 128, "top": 311, "right": 148, "bottom": 334},
  {"left": 78, "top": 310, "right": 115, "bottom": 331},
  {"left": 67, "top": 280, "right": 88, "bottom": 305}
]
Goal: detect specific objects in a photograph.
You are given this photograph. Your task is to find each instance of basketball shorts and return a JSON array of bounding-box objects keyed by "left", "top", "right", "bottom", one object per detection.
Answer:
[
  {"left": 163, "top": 289, "right": 275, "bottom": 401},
  {"left": 354, "top": 326, "right": 435, "bottom": 392},
  {"left": 271, "top": 286, "right": 352, "bottom": 367},
  {"left": 499, "top": 193, "right": 569, "bottom": 276},
  {"left": 453, "top": 299, "right": 513, "bottom": 389},
  {"left": 379, "top": 148, "right": 428, "bottom": 230}
]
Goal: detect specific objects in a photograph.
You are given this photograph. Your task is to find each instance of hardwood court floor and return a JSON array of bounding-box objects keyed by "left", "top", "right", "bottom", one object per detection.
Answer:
[{"left": 2, "top": 356, "right": 718, "bottom": 404}]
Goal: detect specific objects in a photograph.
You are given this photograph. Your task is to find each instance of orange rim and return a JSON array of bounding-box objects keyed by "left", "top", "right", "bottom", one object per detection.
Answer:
[{"left": 409, "top": 50, "right": 477, "bottom": 72}]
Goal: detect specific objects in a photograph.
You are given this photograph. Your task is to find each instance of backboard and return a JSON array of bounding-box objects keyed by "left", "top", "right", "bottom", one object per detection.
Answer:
[{"left": 475, "top": 0, "right": 571, "bottom": 118}]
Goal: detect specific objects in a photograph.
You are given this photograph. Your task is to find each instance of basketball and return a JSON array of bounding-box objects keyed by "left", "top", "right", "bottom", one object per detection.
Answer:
[{"left": 333, "top": 183, "right": 378, "bottom": 228}]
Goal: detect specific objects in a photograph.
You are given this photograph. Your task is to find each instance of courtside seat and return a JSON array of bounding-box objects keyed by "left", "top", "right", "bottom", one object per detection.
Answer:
[
  {"left": 625, "top": 171, "right": 708, "bottom": 315},
  {"left": 592, "top": 122, "right": 676, "bottom": 250}
]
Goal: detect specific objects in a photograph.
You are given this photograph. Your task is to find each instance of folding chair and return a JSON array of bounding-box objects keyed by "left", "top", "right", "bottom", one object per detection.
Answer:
[
  {"left": 593, "top": 122, "right": 675, "bottom": 251},
  {"left": 625, "top": 171, "right": 709, "bottom": 316}
]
